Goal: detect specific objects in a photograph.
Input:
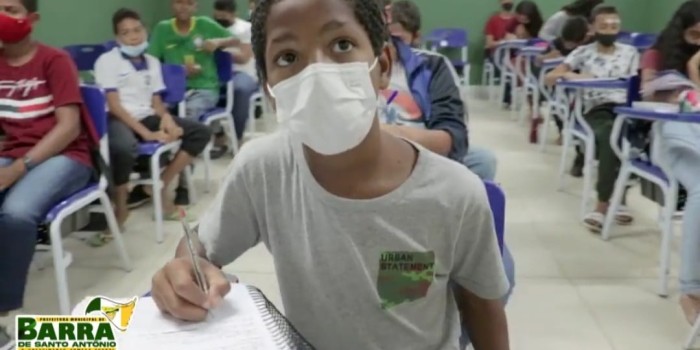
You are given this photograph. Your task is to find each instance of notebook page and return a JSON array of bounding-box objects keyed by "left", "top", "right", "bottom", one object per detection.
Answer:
[{"left": 118, "top": 284, "right": 281, "bottom": 350}]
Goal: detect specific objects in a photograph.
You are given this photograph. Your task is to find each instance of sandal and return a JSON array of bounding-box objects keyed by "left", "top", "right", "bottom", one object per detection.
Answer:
[
  {"left": 583, "top": 212, "right": 605, "bottom": 233},
  {"left": 86, "top": 232, "right": 114, "bottom": 247},
  {"left": 161, "top": 208, "right": 196, "bottom": 222},
  {"left": 615, "top": 206, "right": 634, "bottom": 225}
]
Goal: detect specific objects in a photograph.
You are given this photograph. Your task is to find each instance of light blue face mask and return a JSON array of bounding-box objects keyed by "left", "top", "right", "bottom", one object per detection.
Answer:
[{"left": 120, "top": 41, "right": 149, "bottom": 58}]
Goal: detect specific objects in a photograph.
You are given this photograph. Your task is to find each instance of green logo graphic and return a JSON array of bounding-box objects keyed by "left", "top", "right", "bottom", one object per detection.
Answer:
[
  {"left": 15, "top": 296, "right": 138, "bottom": 350},
  {"left": 377, "top": 251, "right": 435, "bottom": 309}
]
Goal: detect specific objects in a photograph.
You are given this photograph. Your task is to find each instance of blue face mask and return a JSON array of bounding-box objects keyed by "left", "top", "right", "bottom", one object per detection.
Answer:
[{"left": 120, "top": 41, "right": 149, "bottom": 58}]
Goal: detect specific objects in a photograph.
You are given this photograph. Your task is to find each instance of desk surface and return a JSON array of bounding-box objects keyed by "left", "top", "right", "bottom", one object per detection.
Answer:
[
  {"left": 556, "top": 78, "right": 629, "bottom": 89},
  {"left": 615, "top": 106, "right": 700, "bottom": 123}
]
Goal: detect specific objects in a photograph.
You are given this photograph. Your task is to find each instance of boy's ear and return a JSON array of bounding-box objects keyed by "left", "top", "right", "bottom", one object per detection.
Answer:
[
  {"left": 28, "top": 12, "right": 40, "bottom": 23},
  {"left": 413, "top": 31, "right": 421, "bottom": 47},
  {"left": 378, "top": 45, "right": 392, "bottom": 90}
]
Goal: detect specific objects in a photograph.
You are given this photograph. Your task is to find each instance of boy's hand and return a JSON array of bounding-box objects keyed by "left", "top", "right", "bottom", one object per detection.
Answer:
[
  {"left": 0, "top": 161, "right": 26, "bottom": 191},
  {"left": 185, "top": 63, "right": 202, "bottom": 77},
  {"left": 201, "top": 40, "right": 220, "bottom": 54},
  {"left": 144, "top": 130, "right": 175, "bottom": 144},
  {"left": 151, "top": 257, "right": 232, "bottom": 322},
  {"left": 160, "top": 114, "right": 182, "bottom": 136}
]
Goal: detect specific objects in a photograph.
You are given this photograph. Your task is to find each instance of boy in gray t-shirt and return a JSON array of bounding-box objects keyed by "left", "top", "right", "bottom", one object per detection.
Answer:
[{"left": 150, "top": 0, "right": 511, "bottom": 348}]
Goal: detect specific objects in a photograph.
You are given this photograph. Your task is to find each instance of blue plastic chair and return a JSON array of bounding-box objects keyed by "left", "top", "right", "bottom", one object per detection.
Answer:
[
  {"left": 604, "top": 86, "right": 684, "bottom": 299},
  {"left": 617, "top": 31, "right": 635, "bottom": 45},
  {"left": 63, "top": 44, "right": 107, "bottom": 71},
  {"left": 484, "top": 181, "right": 506, "bottom": 254},
  {"left": 44, "top": 86, "right": 132, "bottom": 314},
  {"left": 632, "top": 33, "right": 658, "bottom": 51},
  {"left": 554, "top": 77, "right": 631, "bottom": 219},
  {"left": 425, "top": 28, "right": 469, "bottom": 86},
  {"left": 130, "top": 64, "right": 196, "bottom": 243},
  {"left": 197, "top": 51, "right": 238, "bottom": 192}
]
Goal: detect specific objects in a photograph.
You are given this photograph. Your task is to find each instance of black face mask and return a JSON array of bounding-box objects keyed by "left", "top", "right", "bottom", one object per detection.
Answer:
[
  {"left": 502, "top": 2, "right": 513, "bottom": 11},
  {"left": 683, "top": 41, "right": 700, "bottom": 55},
  {"left": 594, "top": 33, "right": 617, "bottom": 47},
  {"left": 215, "top": 18, "right": 233, "bottom": 28}
]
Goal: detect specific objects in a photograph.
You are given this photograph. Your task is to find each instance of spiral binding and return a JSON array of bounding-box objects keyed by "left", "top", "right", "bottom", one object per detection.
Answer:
[{"left": 246, "top": 285, "right": 316, "bottom": 350}]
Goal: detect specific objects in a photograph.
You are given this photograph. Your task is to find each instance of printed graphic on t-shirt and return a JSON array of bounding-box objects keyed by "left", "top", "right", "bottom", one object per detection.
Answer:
[
  {"left": 377, "top": 251, "right": 435, "bottom": 309},
  {"left": 0, "top": 78, "right": 53, "bottom": 119},
  {"left": 380, "top": 90, "right": 422, "bottom": 124}
]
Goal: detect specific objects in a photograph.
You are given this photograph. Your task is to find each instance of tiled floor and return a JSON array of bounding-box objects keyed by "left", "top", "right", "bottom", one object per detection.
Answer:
[{"left": 12, "top": 92, "right": 695, "bottom": 349}]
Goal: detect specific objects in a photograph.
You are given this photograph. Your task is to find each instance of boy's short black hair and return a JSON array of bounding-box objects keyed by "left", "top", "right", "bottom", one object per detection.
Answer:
[
  {"left": 214, "top": 0, "right": 237, "bottom": 12},
  {"left": 21, "top": 0, "right": 38, "bottom": 12},
  {"left": 561, "top": 16, "right": 589, "bottom": 42},
  {"left": 251, "top": 0, "right": 389, "bottom": 82},
  {"left": 391, "top": 0, "right": 421, "bottom": 33},
  {"left": 590, "top": 4, "right": 618, "bottom": 22},
  {"left": 112, "top": 8, "right": 142, "bottom": 34}
]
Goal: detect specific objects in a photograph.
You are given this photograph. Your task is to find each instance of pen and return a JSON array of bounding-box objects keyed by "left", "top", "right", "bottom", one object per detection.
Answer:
[
  {"left": 180, "top": 209, "right": 210, "bottom": 294},
  {"left": 387, "top": 90, "right": 399, "bottom": 105}
]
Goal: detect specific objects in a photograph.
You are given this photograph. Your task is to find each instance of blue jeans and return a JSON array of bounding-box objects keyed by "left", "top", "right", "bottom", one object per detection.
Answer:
[
  {"left": 459, "top": 245, "right": 515, "bottom": 349},
  {"left": 661, "top": 122, "right": 700, "bottom": 295},
  {"left": 0, "top": 155, "right": 92, "bottom": 312},
  {"left": 462, "top": 146, "right": 498, "bottom": 181},
  {"left": 232, "top": 72, "right": 260, "bottom": 140},
  {"left": 185, "top": 89, "right": 219, "bottom": 121}
]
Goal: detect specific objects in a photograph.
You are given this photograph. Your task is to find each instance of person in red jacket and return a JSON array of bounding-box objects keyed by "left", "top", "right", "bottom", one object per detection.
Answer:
[{"left": 0, "top": 0, "right": 95, "bottom": 345}]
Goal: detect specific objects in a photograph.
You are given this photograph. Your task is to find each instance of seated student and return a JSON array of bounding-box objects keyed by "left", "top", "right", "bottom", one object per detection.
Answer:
[
  {"left": 212, "top": 0, "right": 260, "bottom": 144},
  {"left": 150, "top": 0, "right": 510, "bottom": 349},
  {"left": 384, "top": 0, "right": 499, "bottom": 181},
  {"left": 388, "top": 4, "right": 515, "bottom": 348},
  {"left": 545, "top": 4, "right": 639, "bottom": 232},
  {"left": 640, "top": 0, "right": 700, "bottom": 326},
  {"left": 500, "top": 1, "right": 543, "bottom": 109},
  {"left": 0, "top": 0, "right": 96, "bottom": 346},
  {"left": 149, "top": 0, "right": 236, "bottom": 160},
  {"left": 539, "top": 0, "right": 603, "bottom": 41},
  {"left": 506, "top": 0, "right": 543, "bottom": 40},
  {"left": 95, "top": 8, "right": 211, "bottom": 235},
  {"left": 534, "top": 16, "right": 590, "bottom": 145},
  {"left": 484, "top": 0, "right": 517, "bottom": 55}
]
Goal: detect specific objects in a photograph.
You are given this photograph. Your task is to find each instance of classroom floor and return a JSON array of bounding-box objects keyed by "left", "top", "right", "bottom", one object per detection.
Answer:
[{"left": 12, "top": 92, "right": 694, "bottom": 349}]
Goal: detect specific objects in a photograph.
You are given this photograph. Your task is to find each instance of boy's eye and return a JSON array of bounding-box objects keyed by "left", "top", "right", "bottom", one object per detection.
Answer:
[
  {"left": 275, "top": 52, "right": 297, "bottom": 67},
  {"left": 332, "top": 39, "right": 355, "bottom": 53}
]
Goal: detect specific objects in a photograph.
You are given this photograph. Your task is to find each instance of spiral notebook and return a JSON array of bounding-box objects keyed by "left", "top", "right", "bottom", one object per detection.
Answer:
[{"left": 75, "top": 284, "right": 315, "bottom": 350}]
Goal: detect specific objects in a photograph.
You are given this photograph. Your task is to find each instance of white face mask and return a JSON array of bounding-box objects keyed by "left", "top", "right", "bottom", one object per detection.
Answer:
[{"left": 269, "top": 59, "right": 380, "bottom": 155}]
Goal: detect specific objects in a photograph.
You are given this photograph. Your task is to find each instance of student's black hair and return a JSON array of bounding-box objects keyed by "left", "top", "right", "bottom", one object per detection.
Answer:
[
  {"left": 112, "top": 8, "right": 142, "bottom": 34},
  {"left": 561, "top": 16, "right": 589, "bottom": 43},
  {"left": 214, "top": 0, "right": 237, "bottom": 13},
  {"left": 515, "top": 1, "right": 543, "bottom": 38},
  {"left": 391, "top": 0, "right": 421, "bottom": 33},
  {"left": 21, "top": 0, "right": 38, "bottom": 12},
  {"left": 590, "top": 4, "right": 618, "bottom": 22},
  {"left": 562, "top": 0, "right": 603, "bottom": 18},
  {"left": 652, "top": 0, "right": 700, "bottom": 73},
  {"left": 251, "top": 0, "right": 389, "bottom": 82}
]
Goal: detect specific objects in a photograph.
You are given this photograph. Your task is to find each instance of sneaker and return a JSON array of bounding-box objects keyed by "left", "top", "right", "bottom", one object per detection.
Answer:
[
  {"left": 0, "top": 325, "right": 14, "bottom": 350},
  {"left": 209, "top": 146, "right": 229, "bottom": 160},
  {"left": 174, "top": 187, "right": 190, "bottom": 206},
  {"left": 127, "top": 185, "right": 151, "bottom": 209},
  {"left": 570, "top": 153, "right": 584, "bottom": 178}
]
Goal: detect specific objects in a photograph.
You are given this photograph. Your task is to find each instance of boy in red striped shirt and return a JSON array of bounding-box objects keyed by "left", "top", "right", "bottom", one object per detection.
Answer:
[{"left": 0, "top": 0, "right": 95, "bottom": 342}]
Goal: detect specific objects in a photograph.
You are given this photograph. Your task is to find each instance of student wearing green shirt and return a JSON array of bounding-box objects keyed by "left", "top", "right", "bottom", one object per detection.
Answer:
[
  {"left": 145, "top": 0, "right": 236, "bottom": 205},
  {"left": 149, "top": 0, "right": 236, "bottom": 122}
]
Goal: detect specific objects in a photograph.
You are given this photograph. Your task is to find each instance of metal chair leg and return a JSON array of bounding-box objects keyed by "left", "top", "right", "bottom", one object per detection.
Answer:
[
  {"left": 99, "top": 192, "right": 132, "bottom": 272},
  {"left": 49, "top": 221, "right": 72, "bottom": 315}
]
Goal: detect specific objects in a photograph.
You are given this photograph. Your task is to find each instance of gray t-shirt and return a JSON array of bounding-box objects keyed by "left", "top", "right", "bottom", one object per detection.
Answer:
[{"left": 198, "top": 131, "right": 509, "bottom": 350}]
